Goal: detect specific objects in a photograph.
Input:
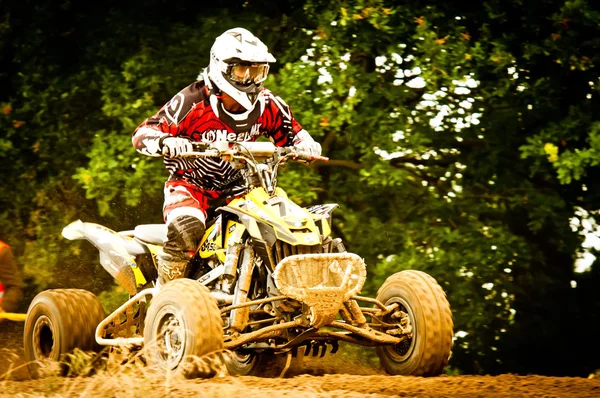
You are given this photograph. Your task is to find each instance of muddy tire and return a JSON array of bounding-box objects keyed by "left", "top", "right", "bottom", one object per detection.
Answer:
[
  {"left": 226, "top": 350, "right": 302, "bottom": 377},
  {"left": 143, "top": 279, "right": 223, "bottom": 378},
  {"left": 23, "top": 289, "right": 106, "bottom": 379},
  {"left": 375, "top": 270, "right": 453, "bottom": 376},
  {"left": 225, "top": 350, "right": 262, "bottom": 376}
]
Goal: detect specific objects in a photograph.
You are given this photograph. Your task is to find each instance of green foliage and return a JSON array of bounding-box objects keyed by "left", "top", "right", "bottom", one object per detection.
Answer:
[
  {"left": 269, "top": 0, "right": 600, "bottom": 376},
  {"left": 2, "top": 0, "right": 600, "bottom": 377}
]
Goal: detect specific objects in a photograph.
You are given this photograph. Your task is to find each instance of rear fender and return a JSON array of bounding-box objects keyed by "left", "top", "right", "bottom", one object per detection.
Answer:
[{"left": 62, "top": 220, "right": 147, "bottom": 295}]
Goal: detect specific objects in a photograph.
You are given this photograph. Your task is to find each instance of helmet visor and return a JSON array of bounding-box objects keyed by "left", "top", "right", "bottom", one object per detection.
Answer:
[{"left": 226, "top": 62, "right": 270, "bottom": 86}]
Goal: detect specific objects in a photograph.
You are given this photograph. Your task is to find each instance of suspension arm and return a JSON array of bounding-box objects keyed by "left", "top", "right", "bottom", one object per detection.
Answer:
[{"left": 220, "top": 295, "right": 286, "bottom": 313}]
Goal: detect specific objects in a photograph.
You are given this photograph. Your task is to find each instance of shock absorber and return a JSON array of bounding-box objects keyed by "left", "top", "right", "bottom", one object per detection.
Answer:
[
  {"left": 223, "top": 243, "right": 243, "bottom": 280},
  {"left": 229, "top": 247, "right": 255, "bottom": 332}
]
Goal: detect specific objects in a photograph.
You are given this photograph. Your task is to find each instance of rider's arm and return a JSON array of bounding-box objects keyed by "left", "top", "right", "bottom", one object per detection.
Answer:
[
  {"left": 260, "top": 91, "right": 304, "bottom": 147},
  {"left": 260, "top": 91, "right": 322, "bottom": 156},
  {"left": 132, "top": 82, "right": 202, "bottom": 156}
]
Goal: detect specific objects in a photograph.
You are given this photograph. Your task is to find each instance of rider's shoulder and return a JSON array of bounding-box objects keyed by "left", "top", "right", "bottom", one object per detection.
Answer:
[
  {"left": 170, "top": 80, "right": 209, "bottom": 107},
  {"left": 261, "top": 89, "right": 290, "bottom": 107},
  {"left": 186, "top": 79, "right": 210, "bottom": 100}
]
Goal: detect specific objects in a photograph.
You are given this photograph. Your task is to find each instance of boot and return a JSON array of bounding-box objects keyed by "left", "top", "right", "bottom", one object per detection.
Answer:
[{"left": 156, "top": 249, "right": 189, "bottom": 285}]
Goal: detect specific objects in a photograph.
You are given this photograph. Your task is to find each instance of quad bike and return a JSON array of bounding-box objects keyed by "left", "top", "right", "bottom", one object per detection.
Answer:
[{"left": 23, "top": 141, "right": 453, "bottom": 378}]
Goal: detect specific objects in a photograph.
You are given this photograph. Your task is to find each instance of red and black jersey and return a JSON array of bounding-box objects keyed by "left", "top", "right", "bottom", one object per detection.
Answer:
[{"left": 133, "top": 79, "right": 305, "bottom": 195}]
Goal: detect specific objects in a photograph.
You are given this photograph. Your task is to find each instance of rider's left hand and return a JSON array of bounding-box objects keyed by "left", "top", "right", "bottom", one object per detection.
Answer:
[{"left": 294, "top": 140, "right": 322, "bottom": 157}]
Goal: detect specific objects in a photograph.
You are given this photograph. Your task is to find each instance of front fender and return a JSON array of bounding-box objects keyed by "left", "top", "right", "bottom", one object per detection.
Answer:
[
  {"left": 306, "top": 204, "right": 339, "bottom": 238},
  {"left": 218, "top": 207, "right": 311, "bottom": 245}
]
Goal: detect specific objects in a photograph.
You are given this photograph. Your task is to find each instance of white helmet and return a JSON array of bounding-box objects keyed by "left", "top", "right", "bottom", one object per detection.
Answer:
[{"left": 208, "top": 28, "right": 275, "bottom": 112}]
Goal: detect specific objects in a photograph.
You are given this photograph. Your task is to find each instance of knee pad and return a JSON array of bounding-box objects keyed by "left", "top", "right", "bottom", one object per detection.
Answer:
[{"left": 163, "top": 214, "right": 206, "bottom": 257}]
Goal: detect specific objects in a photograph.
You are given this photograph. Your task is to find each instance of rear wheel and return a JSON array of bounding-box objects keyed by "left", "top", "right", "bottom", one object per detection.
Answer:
[
  {"left": 23, "top": 289, "right": 106, "bottom": 379},
  {"left": 144, "top": 279, "right": 223, "bottom": 378},
  {"left": 375, "top": 270, "right": 453, "bottom": 376}
]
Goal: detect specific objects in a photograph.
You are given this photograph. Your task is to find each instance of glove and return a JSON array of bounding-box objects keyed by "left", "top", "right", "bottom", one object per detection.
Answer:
[
  {"left": 295, "top": 140, "right": 322, "bottom": 157},
  {"left": 160, "top": 137, "right": 193, "bottom": 156},
  {"left": 293, "top": 129, "right": 322, "bottom": 157}
]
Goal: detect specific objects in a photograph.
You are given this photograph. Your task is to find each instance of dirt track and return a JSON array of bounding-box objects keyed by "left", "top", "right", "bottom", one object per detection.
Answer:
[{"left": 2, "top": 322, "right": 600, "bottom": 397}]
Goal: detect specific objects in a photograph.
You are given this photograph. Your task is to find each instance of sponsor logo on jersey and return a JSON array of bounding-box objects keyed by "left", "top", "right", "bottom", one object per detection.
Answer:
[
  {"left": 165, "top": 93, "right": 185, "bottom": 126},
  {"left": 199, "top": 124, "right": 262, "bottom": 142}
]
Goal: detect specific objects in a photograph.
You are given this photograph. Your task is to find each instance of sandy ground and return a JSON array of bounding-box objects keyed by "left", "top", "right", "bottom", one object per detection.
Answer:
[{"left": 2, "top": 321, "right": 600, "bottom": 398}]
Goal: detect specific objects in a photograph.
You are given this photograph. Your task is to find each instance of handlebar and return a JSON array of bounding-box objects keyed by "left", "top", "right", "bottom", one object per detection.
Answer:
[
  {"left": 178, "top": 141, "right": 329, "bottom": 163},
  {"left": 170, "top": 141, "right": 327, "bottom": 194},
  {"left": 278, "top": 146, "right": 329, "bottom": 162},
  {"left": 191, "top": 142, "right": 210, "bottom": 152}
]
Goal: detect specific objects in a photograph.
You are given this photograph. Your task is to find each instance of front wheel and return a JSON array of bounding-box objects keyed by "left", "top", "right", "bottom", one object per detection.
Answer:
[
  {"left": 143, "top": 279, "right": 223, "bottom": 377},
  {"left": 225, "top": 349, "right": 302, "bottom": 378},
  {"left": 375, "top": 270, "right": 453, "bottom": 376},
  {"left": 225, "top": 350, "right": 262, "bottom": 376}
]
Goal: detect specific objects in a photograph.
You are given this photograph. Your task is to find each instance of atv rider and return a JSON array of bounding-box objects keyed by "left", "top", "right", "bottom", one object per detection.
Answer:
[{"left": 133, "top": 27, "right": 322, "bottom": 285}]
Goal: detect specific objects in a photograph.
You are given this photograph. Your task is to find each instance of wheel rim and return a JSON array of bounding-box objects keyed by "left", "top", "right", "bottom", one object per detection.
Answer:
[
  {"left": 32, "top": 315, "right": 55, "bottom": 360},
  {"left": 232, "top": 350, "right": 253, "bottom": 365},
  {"left": 152, "top": 305, "right": 187, "bottom": 370},
  {"left": 383, "top": 297, "right": 417, "bottom": 362},
  {"left": 228, "top": 349, "right": 257, "bottom": 372}
]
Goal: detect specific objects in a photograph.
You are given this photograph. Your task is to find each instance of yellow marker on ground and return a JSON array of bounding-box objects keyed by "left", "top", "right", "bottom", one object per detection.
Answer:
[{"left": 0, "top": 312, "right": 26, "bottom": 321}]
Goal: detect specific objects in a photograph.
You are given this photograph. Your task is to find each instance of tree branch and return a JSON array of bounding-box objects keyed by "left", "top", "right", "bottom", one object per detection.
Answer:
[
  {"left": 389, "top": 156, "right": 456, "bottom": 168},
  {"left": 321, "top": 130, "right": 337, "bottom": 155},
  {"left": 312, "top": 159, "right": 362, "bottom": 169}
]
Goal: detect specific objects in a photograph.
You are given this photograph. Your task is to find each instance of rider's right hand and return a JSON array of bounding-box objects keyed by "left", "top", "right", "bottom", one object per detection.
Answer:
[{"left": 160, "top": 137, "right": 193, "bottom": 156}]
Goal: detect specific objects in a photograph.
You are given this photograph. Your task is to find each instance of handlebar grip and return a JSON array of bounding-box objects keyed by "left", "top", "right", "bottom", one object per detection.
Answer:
[
  {"left": 278, "top": 147, "right": 329, "bottom": 162},
  {"left": 294, "top": 152, "right": 314, "bottom": 162},
  {"left": 289, "top": 152, "right": 329, "bottom": 162}
]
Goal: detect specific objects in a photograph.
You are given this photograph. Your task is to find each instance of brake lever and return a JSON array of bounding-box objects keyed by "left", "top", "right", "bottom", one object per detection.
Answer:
[
  {"left": 285, "top": 151, "right": 329, "bottom": 163},
  {"left": 311, "top": 155, "right": 329, "bottom": 162}
]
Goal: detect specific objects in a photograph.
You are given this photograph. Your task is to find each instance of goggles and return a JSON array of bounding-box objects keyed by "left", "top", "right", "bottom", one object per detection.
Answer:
[{"left": 225, "top": 62, "right": 270, "bottom": 86}]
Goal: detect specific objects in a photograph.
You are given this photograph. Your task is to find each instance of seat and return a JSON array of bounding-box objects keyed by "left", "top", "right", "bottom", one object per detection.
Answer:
[{"left": 134, "top": 224, "right": 167, "bottom": 245}]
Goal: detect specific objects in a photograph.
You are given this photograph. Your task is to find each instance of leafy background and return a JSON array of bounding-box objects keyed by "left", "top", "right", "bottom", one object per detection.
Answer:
[{"left": 2, "top": 0, "right": 600, "bottom": 376}]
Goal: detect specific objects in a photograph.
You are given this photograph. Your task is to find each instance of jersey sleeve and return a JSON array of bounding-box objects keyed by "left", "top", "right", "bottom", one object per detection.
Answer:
[
  {"left": 132, "top": 82, "right": 202, "bottom": 156},
  {"left": 261, "top": 92, "right": 305, "bottom": 147}
]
